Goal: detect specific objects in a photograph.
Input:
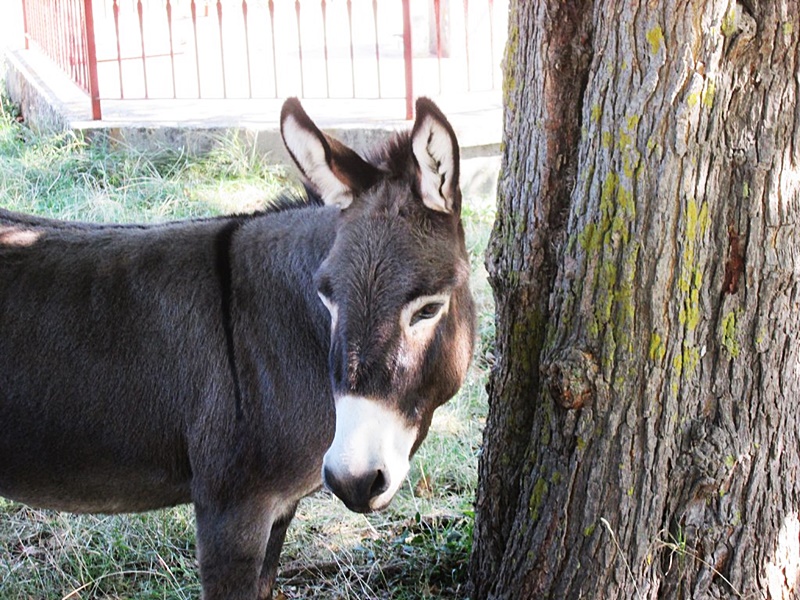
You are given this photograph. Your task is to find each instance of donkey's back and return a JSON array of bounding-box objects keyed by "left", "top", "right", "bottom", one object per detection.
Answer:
[{"left": 0, "top": 213, "right": 235, "bottom": 512}]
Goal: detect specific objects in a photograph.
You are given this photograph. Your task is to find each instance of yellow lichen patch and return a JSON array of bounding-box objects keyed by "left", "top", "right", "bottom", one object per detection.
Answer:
[
  {"left": 619, "top": 130, "right": 633, "bottom": 151},
  {"left": 649, "top": 331, "right": 666, "bottom": 362},
  {"left": 702, "top": 80, "right": 716, "bottom": 108},
  {"left": 698, "top": 202, "right": 710, "bottom": 235},
  {"left": 721, "top": 310, "right": 741, "bottom": 358},
  {"left": 646, "top": 25, "right": 664, "bottom": 54},
  {"left": 622, "top": 150, "right": 641, "bottom": 179},
  {"left": 591, "top": 104, "right": 603, "bottom": 123},
  {"left": 502, "top": 19, "right": 520, "bottom": 111},
  {"left": 721, "top": 9, "right": 737, "bottom": 36},
  {"left": 682, "top": 343, "right": 700, "bottom": 374},
  {"left": 672, "top": 350, "right": 683, "bottom": 377},
  {"left": 679, "top": 287, "right": 701, "bottom": 330},
  {"left": 579, "top": 221, "right": 599, "bottom": 252},
  {"left": 671, "top": 196, "right": 711, "bottom": 392}
]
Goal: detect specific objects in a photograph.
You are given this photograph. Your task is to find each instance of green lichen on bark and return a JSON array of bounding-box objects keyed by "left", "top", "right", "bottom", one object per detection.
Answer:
[
  {"left": 646, "top": 25, "right": 664, "bottom": 53},
  {"left": 529, "top": 477, "right": 549, "bottom": 523},
  {"left": 678, "top": 198, "right": 709, "bottom": 331},
  {"left": 649, "top": 331, "right": 666, "bottom": 362},
  {"left": 502, "top": 17, "right": 520, "bottom": 113},
  {"left": 681, "top": 342, "right": 700, "bottom": 374},
  {"left": 721, "top": 8, "right": 738, "bottom": 37},
  {"left": 591, "top": 104, "right": 603, "bottom": 123},
  {"left": 721, "top": 310, "right": 741, "bottom": 358},
  {"left": 669, "top": 197, "right": 710, "bottom": 395},
  {"left": 578, "top": 167, "right": 640, "bottom": 374},
  {"left": 579, "top": 171, "right": 635, "bottom": 252},
  {"left": 702, "top": 81, "right": 716, "bottom": 108},
  {"left": 688, "top": 79, "right": 716, "bottom": 109}
]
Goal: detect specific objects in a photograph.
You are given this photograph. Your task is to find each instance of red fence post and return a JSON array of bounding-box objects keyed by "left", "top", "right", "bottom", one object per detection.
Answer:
[
  {"left": 346, "top": 0, "right": 355, "bottom": 97},
  {"left": 136, "top": 0, "right": 149, "bottom": 99},
  {"left": 166, "top": 0, "right": 177, "bottom": 97},
  {"left": 433, "top": 0, "right": 442, "bottom": 94},
  {"left": 463, "top": 0, "right": 471, "bottom": 91},
  {"left": 295, "top": 0, "right": 304, "bottom": 97},
  {"left": 216, "top": 0, "right": 227, "bottom": 98},
  {"left": 241, "top": 0, "right": 252, "bottom": 98},
  {"left": 401, "top": 0, "right": 413, "bottom": 120},
  {"left": 372, "top": 0, "right": 381, "bottom": 97},
  {"left": 321, "top": 0, "right": 330, "bottom": 97},
  {"left": 21, "top": 0, "right": 30, "bottom": 50},
  {"left": 83, "top": 0, "right": 102, "bottom": 120},
  {"left": 268, "top": 0, "right": 278, "bottom": 97}
]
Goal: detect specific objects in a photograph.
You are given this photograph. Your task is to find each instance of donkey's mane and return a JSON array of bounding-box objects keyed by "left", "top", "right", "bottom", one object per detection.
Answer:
[
  {"left": 367, "top": 131, "right": 414, "bottom": 180},
  {"left": 0, "top": 190, "right": 323, "bottom": 232},
  {"left": 266, "top": 188, "right": 324, "bottom": 214}
]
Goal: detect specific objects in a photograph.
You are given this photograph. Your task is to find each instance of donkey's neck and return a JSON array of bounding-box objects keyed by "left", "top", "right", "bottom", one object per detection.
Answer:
[{"left": 232, "top": 204, "right": 338, "bottom": 343}]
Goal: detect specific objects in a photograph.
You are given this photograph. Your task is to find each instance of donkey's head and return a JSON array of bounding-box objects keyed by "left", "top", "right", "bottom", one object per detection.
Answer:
[{"left": 281, "top": 98, "right": 476, "bottom": 513}]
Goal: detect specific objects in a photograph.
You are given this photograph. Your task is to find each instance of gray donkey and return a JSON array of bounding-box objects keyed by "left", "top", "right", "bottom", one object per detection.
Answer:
[{"left": 0, "top": 97, "right": 475, "bottom": 599}]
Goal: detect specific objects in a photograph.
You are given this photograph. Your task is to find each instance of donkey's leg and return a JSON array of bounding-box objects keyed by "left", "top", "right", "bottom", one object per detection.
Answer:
[
  {"left": 194, "top": 497, "right": 273, "bottom": 600},
  {"left": 257, "top": 501, "right": 299, "bottom": 599}
]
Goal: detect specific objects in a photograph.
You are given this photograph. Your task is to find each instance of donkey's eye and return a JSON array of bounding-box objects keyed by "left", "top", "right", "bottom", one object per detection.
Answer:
[
  {"left": 411, "top": 302, "right": 444, "bottom": 326},
  {"left": 402, "top": 293, "right": 451, "bottom": 331}
]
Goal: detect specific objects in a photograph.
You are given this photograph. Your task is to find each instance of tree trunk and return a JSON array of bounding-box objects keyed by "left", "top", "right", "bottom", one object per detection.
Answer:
[{"left": 471, "top": 1, "right": 800, "bottom": 598}]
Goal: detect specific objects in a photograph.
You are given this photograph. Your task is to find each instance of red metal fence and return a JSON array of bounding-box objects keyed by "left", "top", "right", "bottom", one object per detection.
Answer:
[
  {"left": 22, "top": 0, "right": 102, "bottom": 119},
  {"left": 21, "top": 0, "right": 506, "bottom": 121}
]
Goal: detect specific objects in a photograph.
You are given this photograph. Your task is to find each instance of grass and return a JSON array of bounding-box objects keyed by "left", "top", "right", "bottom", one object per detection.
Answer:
[
  {"left": 0, "top": 88, "right": 496, "bottom": 599},
  {"left": 0, "top": 94, "right": 294, "bottom": 223}
]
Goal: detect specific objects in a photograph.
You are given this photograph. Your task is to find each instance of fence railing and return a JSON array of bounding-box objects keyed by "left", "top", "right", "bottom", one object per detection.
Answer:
[
  {"left": 21, "top": 0, "right": 506, "bottom": 121},
  {"left": 22, "top": 0, "right": 102, "bottom": 119}
]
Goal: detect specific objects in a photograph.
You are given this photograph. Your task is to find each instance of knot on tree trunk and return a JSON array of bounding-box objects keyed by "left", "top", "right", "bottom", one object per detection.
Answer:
[{"left": 543, "top": 349, "right": 599, "bottom": 410}]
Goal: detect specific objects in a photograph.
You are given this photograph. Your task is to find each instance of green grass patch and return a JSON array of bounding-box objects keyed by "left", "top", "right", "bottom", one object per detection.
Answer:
[
  {"left": 0, "top": 91, "right": 293, "bottom": 222},
  {"left": 0, "top": 88, "right": 495, "bottom": 599}
]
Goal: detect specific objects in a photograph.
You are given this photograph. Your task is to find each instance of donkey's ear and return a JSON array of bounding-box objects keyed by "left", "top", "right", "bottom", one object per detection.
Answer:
[
  {"left": 411, "top": 98, "right": 461, "bottom": 215},
  {"left": 281, "top": 98, "right": 379, "bottom": 208}
]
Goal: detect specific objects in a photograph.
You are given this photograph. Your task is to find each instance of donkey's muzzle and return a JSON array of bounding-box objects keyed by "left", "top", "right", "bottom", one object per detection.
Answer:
[
  {"left": 323, "top": 465, "right": 390, "bottom": 513},
  {"left": 322, "top": 394, "right": 417, "bottom": 513}
]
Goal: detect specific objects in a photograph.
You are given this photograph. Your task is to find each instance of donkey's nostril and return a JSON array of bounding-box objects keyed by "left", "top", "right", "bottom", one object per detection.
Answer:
[
  {"left": 323, "top": 464, "right": 392, "bottom": 513},
  {"left": 369, "top": 469, "right": 389, "bottom": 499}
]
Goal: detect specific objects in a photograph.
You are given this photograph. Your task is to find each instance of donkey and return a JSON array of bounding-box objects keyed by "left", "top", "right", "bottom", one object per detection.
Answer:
[{"left": 0, "top": 97, "right": 475, "bottom": 599}]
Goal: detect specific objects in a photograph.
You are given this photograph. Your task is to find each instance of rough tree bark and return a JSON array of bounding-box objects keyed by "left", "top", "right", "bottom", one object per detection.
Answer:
[{"left": 471, "top": 1, "right": 800, "bottom": 598}]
